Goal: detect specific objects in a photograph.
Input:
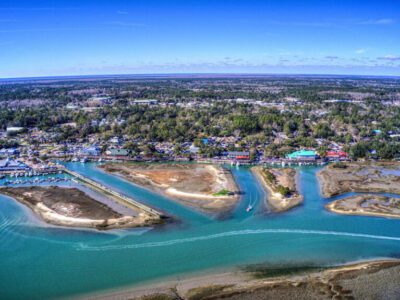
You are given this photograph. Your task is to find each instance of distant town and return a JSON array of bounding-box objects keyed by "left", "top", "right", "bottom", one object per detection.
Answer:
[{"left": 0, "top": 75, "right": 399, "bottom": 175}]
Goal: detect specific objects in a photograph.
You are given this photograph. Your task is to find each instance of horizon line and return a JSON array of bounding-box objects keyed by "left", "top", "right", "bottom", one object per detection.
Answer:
[{"left": 1, "top": 72, "right": 400, "bottom": 82}]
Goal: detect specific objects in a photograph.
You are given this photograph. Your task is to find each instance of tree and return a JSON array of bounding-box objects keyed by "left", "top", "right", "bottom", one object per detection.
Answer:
[{"left": 350, "top": 142, "right": 369, "bottom": 159}]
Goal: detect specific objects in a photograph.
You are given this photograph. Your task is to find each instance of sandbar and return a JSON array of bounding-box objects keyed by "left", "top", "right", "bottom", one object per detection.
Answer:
[
  {"left": 99, "top": 163, "right": 240, "bottom": 214},
  {"left": 252, "top": 166, "right": 303, "bottom": 212},
  {"left": 0, "top": 186, "right": 162, "bottom": 230}
]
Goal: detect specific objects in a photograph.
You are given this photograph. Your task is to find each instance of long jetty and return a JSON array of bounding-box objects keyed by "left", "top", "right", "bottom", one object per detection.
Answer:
[{"left": 59, "top": 166, "right": 164, "bottom": 218}]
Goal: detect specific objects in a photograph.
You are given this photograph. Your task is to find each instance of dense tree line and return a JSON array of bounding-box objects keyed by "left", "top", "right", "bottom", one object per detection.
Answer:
[{"left": 0, "top": 76, "right": 399, "bottom": 159}]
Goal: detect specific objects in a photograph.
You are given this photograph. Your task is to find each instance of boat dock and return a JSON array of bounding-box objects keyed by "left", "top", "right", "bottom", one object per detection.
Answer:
[{"left": 59, "top": 166, "right": 165, "bottom": 219}]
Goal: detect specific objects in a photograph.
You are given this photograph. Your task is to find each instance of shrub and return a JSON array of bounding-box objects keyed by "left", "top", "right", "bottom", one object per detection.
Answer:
[{"left": 277, "top": 185, "right": 291, "bottom": 196}]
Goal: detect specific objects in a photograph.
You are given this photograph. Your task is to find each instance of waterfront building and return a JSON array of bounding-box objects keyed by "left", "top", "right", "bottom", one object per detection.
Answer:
[
  {"left": 0, "top": 158, "right": 30, "bottom": 172},
  {"left": 326, "top": 150, "right": 348, "bottom": 161},
  {"left": 287, "top": 150, "right": 317, "bottom": 161},
  {"left": 106, "top": 149, "right": 129, "bottom": 157},
  {"left": 80, "top": 146, "right": 101, "bottom": 157},
  {"left": 227, "top": 151, "right": 250, "bottom": 161}
]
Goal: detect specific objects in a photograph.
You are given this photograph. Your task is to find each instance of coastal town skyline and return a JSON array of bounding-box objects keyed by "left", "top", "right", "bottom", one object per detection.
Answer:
[{"left": 1, "top": 0, "right": 400, "bottom": 78}]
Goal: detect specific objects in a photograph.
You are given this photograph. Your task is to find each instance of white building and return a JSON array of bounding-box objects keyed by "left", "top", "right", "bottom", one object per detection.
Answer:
[{"left": 6, "top": 127, "right": 24, "bottom": 133}]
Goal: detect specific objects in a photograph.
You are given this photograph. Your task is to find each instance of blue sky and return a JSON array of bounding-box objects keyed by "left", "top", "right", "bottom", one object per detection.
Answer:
[{"left": 0, "top": 0, "right": 399, "bottom": 78}]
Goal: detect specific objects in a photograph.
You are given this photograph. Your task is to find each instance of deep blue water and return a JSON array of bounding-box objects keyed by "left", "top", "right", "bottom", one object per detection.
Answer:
[{"left": 0, "top": 163, "right": 399, "bottom": 299}]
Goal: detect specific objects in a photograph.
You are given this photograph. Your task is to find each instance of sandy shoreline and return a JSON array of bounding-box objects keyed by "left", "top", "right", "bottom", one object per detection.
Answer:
[
  {"left": 326, "top": 194, "right": 400, "bottom": 219},
  {"left": 317, "top": 162, "right": 400, "bottom": 198},
  {"left": 0, "top": 186, "right": 162, "bottom": 230},
  {"left": 99, "top": 163, "right": 241, "bottom": 214},
  {"left": 252, "top": 166, "right": 303, "bottom": 212},
  {"left": 80, "top": 259, "right": 400, "bottom": 300}
]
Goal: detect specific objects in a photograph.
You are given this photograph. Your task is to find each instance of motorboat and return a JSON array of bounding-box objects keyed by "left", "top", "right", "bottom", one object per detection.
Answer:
[{"left": 246, "top": 204, "right": 253, "bottom": 212}]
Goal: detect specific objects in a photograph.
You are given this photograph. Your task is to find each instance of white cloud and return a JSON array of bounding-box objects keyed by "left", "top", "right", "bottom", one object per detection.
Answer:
[
  {"left": 355, "top": 48, "right": 367, "bottom": 54},
  {"left": 378, "top": 55, "right": 400, "bottom": 61},
  {"left": 359, "top": 18, "right": 396, "bottom": 25}
]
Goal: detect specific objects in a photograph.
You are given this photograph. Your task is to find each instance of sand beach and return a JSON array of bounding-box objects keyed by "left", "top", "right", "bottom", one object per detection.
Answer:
[{"left": 99, "top": 163, "right": 240, "bottom": 214}]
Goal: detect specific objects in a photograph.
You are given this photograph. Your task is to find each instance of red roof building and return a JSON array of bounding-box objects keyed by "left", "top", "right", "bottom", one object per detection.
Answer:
[{"left": 326, "top": 150, "right": 348, "bottom": 159}]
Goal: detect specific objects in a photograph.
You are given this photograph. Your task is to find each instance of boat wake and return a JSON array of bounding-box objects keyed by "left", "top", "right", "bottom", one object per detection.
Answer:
[{"left": 76, "top": 228, "right": 400, "bottom": 251}]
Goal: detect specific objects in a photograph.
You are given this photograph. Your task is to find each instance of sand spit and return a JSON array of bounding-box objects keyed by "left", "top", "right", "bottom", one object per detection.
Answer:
[
  {"left": 99, "top": 163, "right": 240, "bottom": 214},
  {"left": 252, "top": 167, "right": 303, "bottom": 212},
  {"left": 0, "top": 186, "right": 161, "bottom": 230},
  {"left": 326, "top": 194, "right": 400, "bottom": 219},
  {"left": 317, "top": 162, "right": 400, "bottom": 198},
  {"left": 84, "top": 259, "right": 400, "bottom": 300}
]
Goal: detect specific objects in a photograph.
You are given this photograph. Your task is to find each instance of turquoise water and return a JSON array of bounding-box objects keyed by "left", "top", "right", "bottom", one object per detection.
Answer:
[{"left": 1, "top": 163, "right": 400, "bottom": 299}]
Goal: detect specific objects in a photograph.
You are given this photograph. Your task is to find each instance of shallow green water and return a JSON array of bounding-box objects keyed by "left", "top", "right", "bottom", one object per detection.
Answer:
[{"left": 1, "top": 163, "right": 400, "bottom": 299}]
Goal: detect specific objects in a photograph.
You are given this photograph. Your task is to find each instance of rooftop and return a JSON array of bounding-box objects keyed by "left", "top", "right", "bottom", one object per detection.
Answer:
[{"left": 287, "top": 150, "right": 317, "bottom": 159}]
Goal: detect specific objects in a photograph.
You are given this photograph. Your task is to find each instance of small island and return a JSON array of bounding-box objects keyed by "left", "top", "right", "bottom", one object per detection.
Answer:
[
  {"left": 99, "top": 163, "right": 240, "bottom": 214},
  {"left": 0, "top": 186, "right": 162, "bottom": 230},
  {"left": 252, "top": 167, "right": 303, "bottom": 212},
  {"left": 326, "top": 194, "right": 400, "bottom": 219},
  {"left": 318, "top": 162, "right": 400, "bottom": 198}
]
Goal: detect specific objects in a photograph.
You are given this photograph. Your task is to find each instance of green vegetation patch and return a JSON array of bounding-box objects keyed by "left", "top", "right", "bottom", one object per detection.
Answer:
[
  {"left": 276, "top": 185, "right": 292, "bottom": 196},
  {"left": 242, "top": 263, "right": 328, "bottom": 279},
  {"left": 186, "top": 284, "right": 234, "bottom": 300},
  {"left": 332, "top": 162, "right": 348, "bottom": 169},
  {"left": 262, "top": 168, "right": 276, "bottom": 184},
  {"left": 213, "top": 189, "right": 233, "bottom": 196},
  {"left": 139, "top": 294, "right": 177, "bottom": 300}
]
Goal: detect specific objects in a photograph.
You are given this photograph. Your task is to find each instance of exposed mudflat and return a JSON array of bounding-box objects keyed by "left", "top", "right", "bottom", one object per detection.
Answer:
[
  {"left": 318, "top": 162, "right": 400, "bottom": 198},
  {"left": 89, "top": 260, "right": 400, "bottom": 300},
  {"left": 326, "top": 194, "right": 400, "bottom": 219}
]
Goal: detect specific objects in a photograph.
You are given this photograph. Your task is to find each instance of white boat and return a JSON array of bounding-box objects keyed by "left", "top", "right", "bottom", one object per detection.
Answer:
[
  {"left": 246, "top": 204, "right": 253, "bottom": 212},
  {"left": 236, "top": 161, "right": 240, "bottom": 167},
  {"left": 80, "top": 157, "right": 88, "bottom": 163}
]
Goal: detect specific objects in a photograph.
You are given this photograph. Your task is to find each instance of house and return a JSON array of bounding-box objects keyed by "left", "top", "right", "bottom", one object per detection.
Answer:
[
  {"left": 326, "top": 150, "right": 348, "bottom": 161},
  {"left": 6, "top": 127, "right": 24, "bottom": 133},
  {"left": 80, "top": 146, "right": 101, "bottom": 157},
  {"left": 109, "top": 136, "right": 122, "bottom": 145},
  {"left": 0, "top": 148, "right": 20, "bottom": 157},
  {"left": 66, "top": 103, "right": 79, "bottom": 109},
  {"left": 0, "top": 158, "right": 30, "bottom": 172},
  {"left": 106, "top": 149, "right": 129, "bottom": 157},
  {"left": 227, "top": 151, "right": 250, "bottom": 161},
  {"left": 132, "top": 99, "right": 158, "bottom": 105},
  {"left": 372, "top": 129, "right": 382, "bottom": 135},
  {"left": 189, "top": 145, "right": 200, "bottom": 154},
  {"left": 287, "top": 150, "right": 317, "bottom": 161}
]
